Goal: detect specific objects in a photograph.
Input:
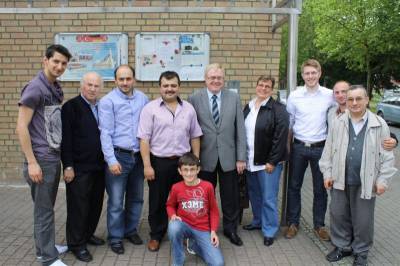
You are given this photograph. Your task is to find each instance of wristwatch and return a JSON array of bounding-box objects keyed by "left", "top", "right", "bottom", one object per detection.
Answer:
[{"left": 65, "top": 166, "right": 73, "bottom": 171}]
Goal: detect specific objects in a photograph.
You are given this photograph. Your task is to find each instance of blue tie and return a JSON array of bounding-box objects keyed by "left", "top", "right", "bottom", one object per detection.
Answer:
[{"left": 212, "top": 95, "right": 219, "bottom": 124}]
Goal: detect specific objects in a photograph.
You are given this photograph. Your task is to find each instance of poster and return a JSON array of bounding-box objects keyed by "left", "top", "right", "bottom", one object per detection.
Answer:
[
  {"left": 135, "top": 33, "right": 210, "bottom": 81},
  {"left": 55, "top": 33, "right": 128, "bottom": 81}
]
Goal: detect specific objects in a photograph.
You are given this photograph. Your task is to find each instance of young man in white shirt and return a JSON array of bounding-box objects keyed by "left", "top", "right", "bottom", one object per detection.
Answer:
[{"left": 285, "top": 59, "right": 335, "bottom": 241}]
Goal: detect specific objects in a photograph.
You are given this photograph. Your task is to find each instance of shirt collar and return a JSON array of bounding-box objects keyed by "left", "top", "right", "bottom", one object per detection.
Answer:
[
  {"left": 158, "top": 96, "right": 183, "bottom": 106},
  {"left": 249, "top": 97, "right": 270, "bottom": 109},
  {"left": 349, "top": 110, "right": 368, "bottom": 124},
  {"left": 80, "top": 93, "right": 98, "bottom": 106},
  {"left": 114, "top": 87, "right": 136, "bottom": 100},
  {"left": 206, "top": 89, "right": 222, "bottom": 100},
  {"left": 302, "top": 84, "right": 321, "bottom": 96}
]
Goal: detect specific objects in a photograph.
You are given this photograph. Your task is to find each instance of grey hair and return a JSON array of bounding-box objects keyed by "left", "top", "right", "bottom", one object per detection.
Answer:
[
  {"left": 80, "top": 72, "right": 104, "bottom": 88},
  {"left": 204, "top": 63, "right": 224, "bottom": 78},
  {"left": 348, "top": 84, "right": 368, "bottom": 97}
]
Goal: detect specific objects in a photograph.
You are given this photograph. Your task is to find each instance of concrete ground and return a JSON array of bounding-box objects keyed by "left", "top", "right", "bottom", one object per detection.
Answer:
[{"left": 0, "top": 136, "right": 399, "bottom": 265}]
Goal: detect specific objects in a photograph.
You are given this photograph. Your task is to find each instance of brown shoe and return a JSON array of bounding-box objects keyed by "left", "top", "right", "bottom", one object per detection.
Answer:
[
  {"left": 147, "top": 239, "right": 160, "bottom": 252},
  {"left": 314, "top": 227, "right": 330, "bottom": 241},
  {"left": 285, "top": 224, "right": 298, "bottom": 239}
]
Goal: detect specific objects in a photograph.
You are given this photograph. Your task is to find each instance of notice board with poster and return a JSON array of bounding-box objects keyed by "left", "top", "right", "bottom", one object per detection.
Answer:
[
  {"left": 135, "top": 32, "right": 210, "bottom": 81},
  {"left": 55, "top": 33, "right": 128, "bottom": 81}
]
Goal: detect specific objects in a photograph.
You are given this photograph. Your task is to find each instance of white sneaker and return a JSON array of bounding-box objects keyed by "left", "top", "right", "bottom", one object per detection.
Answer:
[
  {"left": 55, "top": 244, "right": 68, "bottom": 254},
  {"left": 49, "top": 259, "right": 67, "bottom": 266},
  {"left": 186, "top": 238, "right": 196, "bottom": 255}
]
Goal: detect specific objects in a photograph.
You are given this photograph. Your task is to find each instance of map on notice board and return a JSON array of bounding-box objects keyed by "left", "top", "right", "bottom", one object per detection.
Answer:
[
  {"left": 135, "top": 33, "right": 210, "bottom": 81},
  {"left": 55, "top": 33, "right": 128, "bottom": 81}
]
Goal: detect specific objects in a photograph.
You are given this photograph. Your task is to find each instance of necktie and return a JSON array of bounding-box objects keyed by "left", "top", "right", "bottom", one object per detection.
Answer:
[{"left": 212, "top": 94, "right": 219, "bottom": 124}]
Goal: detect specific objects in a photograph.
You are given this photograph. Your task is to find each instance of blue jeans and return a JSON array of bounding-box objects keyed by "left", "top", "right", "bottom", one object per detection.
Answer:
[
  {"left": 105, "top": 151, "right": 144, "bottom": 243},
  {"left": 24, "top": 160, "right": 61, "bottom": 266},
  {"left": 246, "top": 163, "right": 282, "bottom": 238},
  {"left": 287, "top": 143, "right": 327, "bottom": 228},
  {"left": 168, "top": 220, "right": 224, "bottom": 266}
]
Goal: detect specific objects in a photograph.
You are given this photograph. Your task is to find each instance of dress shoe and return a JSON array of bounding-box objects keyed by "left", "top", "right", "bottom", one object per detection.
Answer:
[
  {"left": 314, "top": 227, "right": 330, "bottom": 241},
  {"left": 326, "top": 247, "right": 352, "bottom": 262},
  {"left": 353, "top": 253, "right": 368, "bottom": 266},
  {"left": 88, "top": 235, "right": 105, "bottom": 246},
  {"left": 147, "top": 239, "right": 160, "bottom": 252},
  {"left": 242, "top": 224, "right": 261, "bottom": 231},
  {"left": 285, "top": 224, "right": 298, "bottom": 239},
  {"left": 126, "top": 233, "right": 143, "bottom": 245},
  {"left": 223, "top": 231, "right": 243, "bottom": 246},
  {"left": 72, "top": 248, "right": 93, "bottom": 262},
  {"left": 110, "top": 242, "right": 124, "bottom": 255},
  {"left": 263, "top": 237, "right": 274, "bottom": 246}
]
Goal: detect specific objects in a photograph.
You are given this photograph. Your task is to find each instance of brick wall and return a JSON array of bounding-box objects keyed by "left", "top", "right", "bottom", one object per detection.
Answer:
[{"left": 0, "top": 0, "right": 282, "bottom": 179}]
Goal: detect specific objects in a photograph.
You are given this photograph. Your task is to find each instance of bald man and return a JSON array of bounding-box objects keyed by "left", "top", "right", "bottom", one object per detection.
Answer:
[
  {"left": 61, "top": 72, "right": 106, "bottom": 262},
  {"left": 327, "top": 80, "right": 397, "bottom": 150}
]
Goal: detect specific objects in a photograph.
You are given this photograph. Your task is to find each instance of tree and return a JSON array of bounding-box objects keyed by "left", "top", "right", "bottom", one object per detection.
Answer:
[{"left": 307, "top": 0, "right": 400, "bottom": 97}]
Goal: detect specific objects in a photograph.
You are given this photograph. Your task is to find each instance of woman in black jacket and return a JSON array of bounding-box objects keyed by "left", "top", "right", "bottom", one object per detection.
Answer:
[{"left": 242, "top": 76, "right": 289, "bottom": 246}]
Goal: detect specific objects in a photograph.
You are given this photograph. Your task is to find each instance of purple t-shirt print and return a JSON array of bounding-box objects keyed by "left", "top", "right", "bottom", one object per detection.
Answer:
[{"left": 18, "top": 71, "right": 64, "bottom": 162}]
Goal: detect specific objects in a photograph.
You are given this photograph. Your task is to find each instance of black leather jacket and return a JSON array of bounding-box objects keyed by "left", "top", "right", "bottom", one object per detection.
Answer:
[{"left": 243, "top": 97, "right": 289, "bottom": 166}]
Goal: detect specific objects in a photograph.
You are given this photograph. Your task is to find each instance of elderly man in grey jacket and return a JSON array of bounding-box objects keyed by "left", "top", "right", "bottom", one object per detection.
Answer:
[{"left": 319, "top": 85, "right": 397, "bottom": 266}]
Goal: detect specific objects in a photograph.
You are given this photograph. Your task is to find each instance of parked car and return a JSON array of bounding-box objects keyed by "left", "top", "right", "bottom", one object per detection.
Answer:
[{"left": 376, "top": 96, "right": 400, "bottom": 125}]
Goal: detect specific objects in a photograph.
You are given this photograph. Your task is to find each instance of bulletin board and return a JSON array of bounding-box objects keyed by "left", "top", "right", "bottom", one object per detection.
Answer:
[
  {"left": 135, "top": 32, "right": 210, "bottom": 81},
  {"left": 55, "top": 32, "right": 128, "bottom": 81}
]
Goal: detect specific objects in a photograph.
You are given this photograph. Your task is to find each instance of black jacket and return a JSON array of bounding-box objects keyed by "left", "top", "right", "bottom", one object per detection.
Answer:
[
  {"left": 243, "top": 97, "right": 289, "bottom": 166},
  {"left": 61, "top": 95, "right": 105, "bottom": 172}
]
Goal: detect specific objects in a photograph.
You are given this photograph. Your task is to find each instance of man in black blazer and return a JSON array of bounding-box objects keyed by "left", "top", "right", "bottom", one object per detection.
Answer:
[{"left": 61, "top": 72, "right": 106, "bottom": 262}]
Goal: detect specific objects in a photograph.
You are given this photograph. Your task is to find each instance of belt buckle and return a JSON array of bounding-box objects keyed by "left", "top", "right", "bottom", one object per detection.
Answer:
[{"left": 304, "top": 142, "right": 311, "bottom": 147}]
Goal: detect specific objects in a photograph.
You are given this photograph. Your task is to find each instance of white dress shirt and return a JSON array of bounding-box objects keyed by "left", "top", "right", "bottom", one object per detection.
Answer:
[
  {"left": 286, "top": 85, "right": 335, "bottom": 142},
  {"left": 350, "top": 111, "right": 368, "bottom": 135},
  {"left": 245, "top": 98, "right": 269, "bottom": 172}
]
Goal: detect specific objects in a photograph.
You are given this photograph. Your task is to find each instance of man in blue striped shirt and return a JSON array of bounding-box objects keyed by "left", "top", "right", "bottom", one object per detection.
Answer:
[{"left": 98, "top": 65, "right": 149, "bottom": 255}]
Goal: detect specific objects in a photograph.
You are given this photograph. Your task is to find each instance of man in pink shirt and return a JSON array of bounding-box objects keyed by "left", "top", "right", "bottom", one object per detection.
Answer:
[{"left": 137, "top": 71, "right": 203, "bottom": 252}]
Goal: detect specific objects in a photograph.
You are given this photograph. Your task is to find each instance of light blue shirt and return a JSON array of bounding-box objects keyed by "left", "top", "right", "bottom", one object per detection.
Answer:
[
  {"left": 98, "top": 88, "right": 149, "bottom": 166},
  {"left": 206, "top": 89, "right": 222, "bottom": 113},
  {"left": 80, "top": 93, "right": 99, "bottom": 123}
]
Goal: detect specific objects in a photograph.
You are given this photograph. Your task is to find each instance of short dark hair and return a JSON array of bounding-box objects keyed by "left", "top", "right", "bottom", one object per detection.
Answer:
[
  {"left": 45, "top": 44, "right": 72, "bottom": 61},
  {"left": 114, "top": 65, "right": 135, "bottom": 79},
  {"left": 257, "top": 75, "right": 275, "bottom": 88},
  {"left": 159, "top": 71, "right": 181, "bottom": 86},
  {"left": 178, "top": 152, "right": 200, "bottom": 168}
]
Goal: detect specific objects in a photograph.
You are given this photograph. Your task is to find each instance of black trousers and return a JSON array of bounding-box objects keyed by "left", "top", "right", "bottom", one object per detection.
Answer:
[
  {"left": 200, "top": 161, "right": 240, "bottom": 233},
  {"left": 66, "top": 169, "right": 105, "bottom": 250},
  {"left": 148, "top": 155, "right": 181, "bottom": 241}
]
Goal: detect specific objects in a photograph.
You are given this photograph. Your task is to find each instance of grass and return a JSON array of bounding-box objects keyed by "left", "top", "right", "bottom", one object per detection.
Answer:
[{"left": 369, "top": 91, "right": 383, "bottom": 113}]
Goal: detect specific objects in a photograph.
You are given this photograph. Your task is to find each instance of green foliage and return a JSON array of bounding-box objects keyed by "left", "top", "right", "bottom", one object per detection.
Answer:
[{"left": 280, "top": 0, "right": 400, "bottom": 97}]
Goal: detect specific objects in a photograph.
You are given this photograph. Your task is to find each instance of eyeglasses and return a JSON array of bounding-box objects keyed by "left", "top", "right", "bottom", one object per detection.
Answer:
[
  {"left": 347, "top": 97, "right": 365, "bottom": 102},
  {"left": 207, "top": 76, "right": 224, "bottom": 81},
  {"left": 302, "top": 71, "right": 319, "bottom": 76}
]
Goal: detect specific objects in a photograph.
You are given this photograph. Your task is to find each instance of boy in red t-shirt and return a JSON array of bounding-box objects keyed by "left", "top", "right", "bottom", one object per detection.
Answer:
[{"left": 166, "top": 153, "right": 224, "bottom": 266}]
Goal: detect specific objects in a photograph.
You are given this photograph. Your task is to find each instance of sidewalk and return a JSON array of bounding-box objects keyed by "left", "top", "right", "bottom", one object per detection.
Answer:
[{"left": 0, "top": 150, "right": 398, "bottom": 265}]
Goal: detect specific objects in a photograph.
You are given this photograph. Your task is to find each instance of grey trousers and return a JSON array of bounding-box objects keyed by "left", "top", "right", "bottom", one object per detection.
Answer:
[
  {"left": 24, "top": 160, "right": 61, "bottom": 266},
  {"left": 330, "top": 185, "right": 375, "bottom": 254}
]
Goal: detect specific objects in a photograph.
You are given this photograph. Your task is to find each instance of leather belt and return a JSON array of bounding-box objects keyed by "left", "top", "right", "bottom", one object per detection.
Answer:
[
  {"left": 152, "top": 154, "right": 180, "bottom": 160},
  {"left": 293, "top": 138, "right": 325, "bottom": 148},
  {"left": 114, "top": 147, "right": 139, "bottom": 155}
]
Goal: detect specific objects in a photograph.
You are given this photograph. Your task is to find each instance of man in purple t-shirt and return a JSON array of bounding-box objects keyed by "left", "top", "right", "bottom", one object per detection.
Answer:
[{"left": 16, "top": 44, "right": 71, "bottom": 266}]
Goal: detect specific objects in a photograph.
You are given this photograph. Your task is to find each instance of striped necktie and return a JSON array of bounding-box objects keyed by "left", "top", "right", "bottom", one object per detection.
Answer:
[{"left": 212, "top": 94, "right": 219, "bottom": 124}]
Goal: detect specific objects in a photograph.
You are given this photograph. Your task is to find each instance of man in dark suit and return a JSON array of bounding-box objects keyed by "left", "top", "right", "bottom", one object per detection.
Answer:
[
  {"left": 188, "top": 63, "right": 247, "bottom": 246},
  {"left": 61, "top": 72, "right": 106, "bottom": 262}
]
